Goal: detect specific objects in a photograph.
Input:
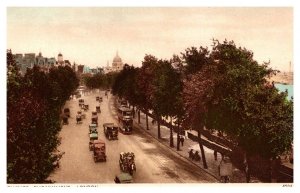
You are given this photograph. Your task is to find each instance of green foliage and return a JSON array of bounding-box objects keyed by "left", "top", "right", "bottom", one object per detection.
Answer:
[
  {"left": 152, "top": 59, "right": 183, "bottom": 118},
  {"left": 181, "top": 46, "right": 212, "bottom": 76},
  {"left": 7, "top": 50, "right": 79, "bottom": 183},
  {"left": 183, "top": 40, "right": 293, "bottom": 159},
  {"left": 85, "top": 72, "right": 118, "bottom": 90},
  {"left": 112, "top": 64, "right": 139, "bottom": 106}
]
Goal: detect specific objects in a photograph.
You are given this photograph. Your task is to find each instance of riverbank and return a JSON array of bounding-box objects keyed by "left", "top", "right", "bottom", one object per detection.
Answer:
[{"left": 269, "top": 72, "right": 293, "bottom": 85}]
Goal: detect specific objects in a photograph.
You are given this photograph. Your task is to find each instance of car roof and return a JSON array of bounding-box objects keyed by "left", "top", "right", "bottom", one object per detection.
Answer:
[
  {"left": 116, "top": 173, "right": 133, "bottom": 182},
  {"left": 94, "top": 139, "right": 105, "bottom": 144}
]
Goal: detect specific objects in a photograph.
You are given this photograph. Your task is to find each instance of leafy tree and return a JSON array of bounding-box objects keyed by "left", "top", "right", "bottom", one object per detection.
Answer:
[
  {"left": 7, "top": 50, "right": 79, "bottom": 183},
  {"left": 181, "top": 46, "right": 212, "bottom": 76},
  {"left": 152, "top": 59, "right": 184, "bottom": 148},
  {"left": 136, "top": 55, "right": 158, "bottom": 130},
  {"left": 183, "top": 40, "right": 293, "bottom": 181}
]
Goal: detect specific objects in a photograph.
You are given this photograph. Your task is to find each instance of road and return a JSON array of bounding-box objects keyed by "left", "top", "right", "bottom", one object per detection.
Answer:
[{"left": 48, "top": 90, "right": 217, "bottom": 183}]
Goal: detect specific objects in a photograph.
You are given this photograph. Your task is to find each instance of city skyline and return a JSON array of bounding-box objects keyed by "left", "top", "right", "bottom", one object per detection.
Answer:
[{"left": 7, "top": 7, "right": 293, "bottom": 71}]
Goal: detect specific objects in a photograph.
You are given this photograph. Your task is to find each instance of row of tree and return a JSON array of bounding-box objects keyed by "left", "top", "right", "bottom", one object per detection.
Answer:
[
  {"left": 7, "top": 49, "right": 79, "bottom": 183},
  {"left": 112, "top": 40, "right": 293, "bottom": 182},
  {"left": 84, "top": 72, "right": 118, "bottom": 90}
]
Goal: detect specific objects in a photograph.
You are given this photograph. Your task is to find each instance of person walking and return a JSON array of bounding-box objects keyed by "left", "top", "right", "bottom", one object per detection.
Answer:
[
  {"left": 180, "top": 136, "right": 184, "bottom": 146},
  {"left": 214, "top": 150, "right": 218, "bottom": 161}
]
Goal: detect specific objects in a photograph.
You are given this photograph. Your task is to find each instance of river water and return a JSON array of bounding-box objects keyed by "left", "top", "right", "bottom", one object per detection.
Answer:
[{"left": 274, "top": 83, "right": 293, "bottom": 100}]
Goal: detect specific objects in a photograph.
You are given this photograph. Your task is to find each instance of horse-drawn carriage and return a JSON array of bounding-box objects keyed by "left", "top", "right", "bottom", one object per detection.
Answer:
[
  {"left": 103, "top": 123, "right": 119, "bottom": 140},
  {"left": 119, "top": 152, "right": 136, "bottom": 175},
  {"left": 91, "top": 139, "right": 106, "bottom": 162}
]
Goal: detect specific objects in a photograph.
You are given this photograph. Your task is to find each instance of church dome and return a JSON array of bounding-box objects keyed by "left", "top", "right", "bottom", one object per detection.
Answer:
[{"left": 113, "top": 52, "right": 122, "bottom": 63}]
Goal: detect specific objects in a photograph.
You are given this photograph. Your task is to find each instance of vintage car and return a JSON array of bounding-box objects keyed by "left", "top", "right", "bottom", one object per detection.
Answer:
[
  {"left": 103, "top": 123, "right": 118, "bottom": 140},
  {"left": 77, "top": 110, "right": 86, "bottom": 119},
  {"left": 91, "top": 113, "right": 98, "bottom": 126},
  {"left": 119, "top": 152, "right": 136, "bottom": 175},
  {"left": 76, "top": 114, "right": 82, "bottom": 124},
  {"left": 89, "top": 126, "right": 98, "bottom": 135},
  {"left": 114, "top": 172, "right": 133, "bottom": 183},
  {"left": 96, "top": 106, "right": 101, "bottom": 113},
  {"left": 89, "top": 123, "right": 98, "bottom": 132},
  {"left": 63, "top": 108, "right": 70, "bottom": 117},
  {"left": 81, "top": 104, "right": 89, "bottom": 111},
  {"left": 92, "top": 139, "right": 106, "bottom": 162},
  {"left": 89, "top": 131, "right": 98, "bottom": 141},
  {"left": 78, "top": 99, "right": 84, "bottom": 106}
]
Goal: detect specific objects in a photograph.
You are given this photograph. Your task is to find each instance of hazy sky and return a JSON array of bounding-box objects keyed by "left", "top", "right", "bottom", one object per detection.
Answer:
[{"left": 7, "top": 7, "right": 293, "bottom": 71}]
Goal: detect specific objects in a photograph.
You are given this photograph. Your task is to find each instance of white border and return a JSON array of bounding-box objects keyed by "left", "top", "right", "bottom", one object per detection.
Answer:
[{"left": 1, "top": 1, "right": 299, "bottom": 193}]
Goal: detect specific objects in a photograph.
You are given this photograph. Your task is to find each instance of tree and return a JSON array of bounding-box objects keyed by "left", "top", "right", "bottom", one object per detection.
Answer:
[
  {"left": 136, "top": 55, "right": 158, "bottom": 130},
  {"left": 7, "top": 50, "right": 79, "bottom": 183},
  {"left": 152, "top": 58, "right": 184, "bottom": 147},
  {"left": 183, "top": 40, "right": 293, "bottom": 181},
  {"left": 181, "top": 46, "right": 211, "bottom": 76}
]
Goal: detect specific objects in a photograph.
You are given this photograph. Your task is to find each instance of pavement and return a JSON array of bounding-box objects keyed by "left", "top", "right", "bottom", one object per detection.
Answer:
[{"left": 127, "top": 103, "right": 261, "bottom": 183}]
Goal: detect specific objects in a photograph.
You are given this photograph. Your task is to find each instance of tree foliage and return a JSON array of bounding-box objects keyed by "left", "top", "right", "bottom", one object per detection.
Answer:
[
  {"left": 183, "top": 40, "right": 293, "bottom": 159},
  {"left": 7, "top": 50, "right": 79, "bottom": 183}
]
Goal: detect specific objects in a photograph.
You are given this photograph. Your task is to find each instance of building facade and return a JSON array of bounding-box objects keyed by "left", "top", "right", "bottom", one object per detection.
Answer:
[{"left": 104, "top": 52, "right": 124, "bottom": 74}]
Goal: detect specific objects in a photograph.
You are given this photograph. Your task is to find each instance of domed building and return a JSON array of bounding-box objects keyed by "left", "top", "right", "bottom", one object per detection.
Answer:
[{"left": 111, "top": 51, "right": 124, "bottom": 72}]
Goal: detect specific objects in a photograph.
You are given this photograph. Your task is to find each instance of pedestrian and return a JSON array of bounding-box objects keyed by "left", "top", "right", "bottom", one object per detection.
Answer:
[
  {"left": 214, "top": 150, "right": 218, "bottom": 161},
  {"left": 180, "top": 136, "right": 184, "bottom": 146}
]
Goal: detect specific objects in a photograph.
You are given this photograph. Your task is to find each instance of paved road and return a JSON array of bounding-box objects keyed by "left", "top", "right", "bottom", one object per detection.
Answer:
[{"left": 49, "top": 90, "right": 217, "bottom": 183}]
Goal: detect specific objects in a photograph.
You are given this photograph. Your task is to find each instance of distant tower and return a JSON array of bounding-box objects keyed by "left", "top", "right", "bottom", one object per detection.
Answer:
[
  {"left": 289, "top": 61, "right": 292, "bottom": 73},
  {"left": 58, "top": 52, "right": 64, "bottom": 65}
]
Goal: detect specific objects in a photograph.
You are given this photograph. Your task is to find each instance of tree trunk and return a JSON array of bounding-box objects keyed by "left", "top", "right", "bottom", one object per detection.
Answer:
[
  {"left": 146, "top": 111, "right": 149, "bottom": 130},
  {"left": 176, "top": 121, "right": 180, "bottom": 151},
  {"left": 170, "top": 117, "right": 174, "bottom": 147},
  {"left": 269, "top": 157, "right": 280, "bottom": 183},
  {"left": 157, "top": 115, "right": 161, "bottom": 139},
  {"left": 243, "top": 152, "right": 251, "bottom": 183},
  {"left": 198, "top": 127, "right": 208, "bottom": 169},
  {"left": 138, "top": 109, "right": 140, "bottom": 124},
  {"left": 132, "top": 106, "right": 135, "bottom": 118}
]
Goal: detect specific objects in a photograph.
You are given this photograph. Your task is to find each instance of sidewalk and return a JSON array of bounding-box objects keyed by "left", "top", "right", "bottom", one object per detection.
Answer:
[{"left": 132, "top": 110, "right": 257, "bottom": 183}]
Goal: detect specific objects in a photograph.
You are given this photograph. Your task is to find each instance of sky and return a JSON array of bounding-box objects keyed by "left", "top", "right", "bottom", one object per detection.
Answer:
[{"left": 7, "top": 7, "right": 293, "bottom": 71}]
